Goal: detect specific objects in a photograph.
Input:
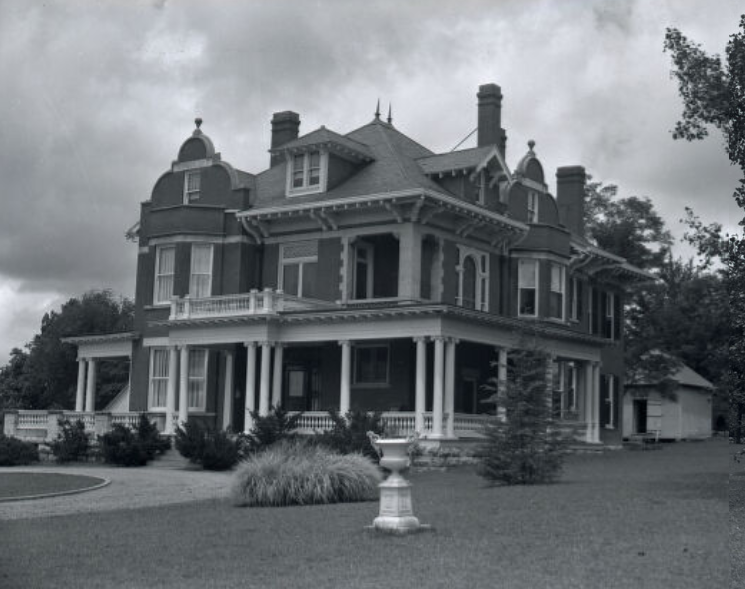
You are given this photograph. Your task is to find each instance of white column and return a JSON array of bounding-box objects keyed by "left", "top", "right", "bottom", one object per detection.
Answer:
[
  {"left": 75, "top": 359, "right": 86, "bottom": 412},
  {"left": 431, "top": 336, "right": 445, "bottom": 438},
  {"left": 444, "top": 338, "right": 457, "bottom": 438},
  {"left": 178, "top": 346, "right": 190, "bottom": 425},
  {"left": 85, "top": 359, "right": 97, "bottom": 413},
  {"left": 222, "top": 351, "right": 234, "bottom": 431},
  {"left": 497, "top": 349, "right": 508, "bottom": 421},
  {"left": 584, "top": 361, "right": 593, "bottom": 443},
  {"left": 259, "top": 342, "right": 272, "bottom": 416},
  {"left": 339, "top": 340, "right": 352, "bottom": 415},
  {"left": 414, "top": 337, "right": 427, "bottom": 434},
  {"left": 165, "top": 346, "right": 178, "bottom": 434},
  {"left": 592, "top": 362, "right": 601, "bottom": 443},
  {"left": 271, "top": 344, "right": 284, "bottom": 409},
  {"left": 244, "top": 342, "right": 257, "bottom": 433}
]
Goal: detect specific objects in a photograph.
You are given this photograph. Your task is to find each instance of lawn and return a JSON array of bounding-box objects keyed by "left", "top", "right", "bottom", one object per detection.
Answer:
[
  {"left": 0, "top": 439, "right": 728, "bottom": 589},
  {"left": 0, "top": 473, "right": 106, "bottom": 501},
  {"left": 731, "top": 444, "right": 745, "bottom": 588}
]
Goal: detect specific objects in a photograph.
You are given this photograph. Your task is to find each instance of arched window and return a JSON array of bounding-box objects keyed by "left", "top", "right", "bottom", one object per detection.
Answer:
[{"left": 456, "top": 246, "right": 489, "bottom": 311}]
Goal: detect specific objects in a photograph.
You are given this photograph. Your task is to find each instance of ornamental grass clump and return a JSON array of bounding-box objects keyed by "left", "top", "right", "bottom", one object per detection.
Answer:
[{"left": 231, "top": 439, "right": 382, "bottom": 507}]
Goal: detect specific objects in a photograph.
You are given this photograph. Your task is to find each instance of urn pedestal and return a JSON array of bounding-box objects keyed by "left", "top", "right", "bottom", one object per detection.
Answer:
[{"left": 367, "top": 432, "right": 421, "bottom": 533}]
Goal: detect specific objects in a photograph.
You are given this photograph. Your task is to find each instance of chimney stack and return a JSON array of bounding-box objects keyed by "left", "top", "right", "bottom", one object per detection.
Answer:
[
  {"left": 556, "top": 166, "right": 587, "bottom": 237},
  {"left": 477, "top": 83, "right": 507, "bottom": 156},
  {"left": 270, "top": 111, "right": 300, "bottom": 167}
]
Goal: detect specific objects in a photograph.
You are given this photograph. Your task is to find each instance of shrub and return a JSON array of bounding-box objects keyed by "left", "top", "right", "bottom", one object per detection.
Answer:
[
  {"left": 50, "top": 419, "right": 90, "bottom": 462},
  {"left": 239, "top": 406, "right": 304, "bottom": 455},
  {"left": 477, "top": 342, "right": 567, "bottom": 485},
  {"left": 100, "top": 424, "right": 149, "bottom": 466},
  {"left": 231, "top": 439, "right": 382, "bottom": 507},
  {"left": 175, "top": 421, "right": 239, "bottom": 471},
  {"left": 0, "top": 434, "right": 39, "bottom": 466},
  {"left": 99, "top": 416, "right": 170, "bottom": 467},
  {"left": 315, "top": 409, "right": 384, "bottom": 462}
]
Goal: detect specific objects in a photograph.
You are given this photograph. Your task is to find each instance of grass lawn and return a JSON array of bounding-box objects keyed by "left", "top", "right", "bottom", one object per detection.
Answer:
[
  {"left": 731, "top": 444, "right": 745, "bottom": 587},
  {"left": 0, "top": 439, "right": 728, "bottom": 589},
  {"left": 0, "top": 473, "right": 106, "bottom": 500}
]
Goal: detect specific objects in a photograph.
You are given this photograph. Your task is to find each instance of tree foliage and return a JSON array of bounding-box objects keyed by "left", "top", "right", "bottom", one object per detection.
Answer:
[
  {"left": 0, "top": 290, "right": 133, "bottom": 410},
  {"left": 477, "top": 340, "right": 566, "bottom": 485},
  {"left": 666, "top": 17, "right": 745, "bottom": 439},
  {"left": 584, "top": 177, "right": 673, "bottom": 272}
]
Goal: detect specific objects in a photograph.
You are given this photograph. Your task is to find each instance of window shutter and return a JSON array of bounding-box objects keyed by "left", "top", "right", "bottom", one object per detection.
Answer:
[
  {"left": 600, "top": 375, "right": 610, "bottom": 426},
  {"left": 614, "top": 293, "right": 622, "bottom": 340}
]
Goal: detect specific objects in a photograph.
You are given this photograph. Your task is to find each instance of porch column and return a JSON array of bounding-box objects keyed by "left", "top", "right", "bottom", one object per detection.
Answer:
[
  {"left": 444, "top": 338, "right": 457, "bottom": 438},
  {"left": 271, "top": 344, "right": 284, "bottom": 408},
  {"left": 339, "top": 340, "right": 351, "bottom": 415},
  {"left": 85, "top": 359, "right": 97, "bottom": 413},
  {"left": 430, "top": 336, "right": 445, "bottom": 438},
  {"left": 414, "top": 337, "right": 427, "bottom": 434},
  {"left": 397, "top": 224, "right": 422, "bottom": 301},
  {"left": 178, "top": 346, "right": 190, "bottom": 425},
  {"left": 497, "top": 349, "right": 508, "bottom": 421},
  {"left": 592, "top": 362, "right": 601, "bottom": 443},
  {"left": 165, "top": 346, "right": 178, "bottom": 434},
  {"left": 75, "top": 359, "right": 86, "bottom": 412},
  {"left": 222, "top": 351, "right": 234, "bottom": 431},
  {"left": 244, "top": 342, "right": 257, "bottom": 433},
  {"left": 259, "top": 342, "right": 272, "bottom": 416},
  {"left": 583, "top": 361, "right": 593, "bottom": 443}
]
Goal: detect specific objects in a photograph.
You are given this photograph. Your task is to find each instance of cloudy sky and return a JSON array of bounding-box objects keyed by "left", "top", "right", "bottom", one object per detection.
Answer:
[{"left": 0, "top": 0, "right": 741, "bottom": 362}]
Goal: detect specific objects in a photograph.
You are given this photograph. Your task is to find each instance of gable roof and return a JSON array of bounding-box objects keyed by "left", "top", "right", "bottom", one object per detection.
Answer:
[
  {"left": 627, "top": 357, "right": 715, "bottom": 390},
  {"left": 271, "top": 126, "right": 374, "bottom": 161},
  {"left": 417, "top": 145, "right": 500, "bottom": 176}
]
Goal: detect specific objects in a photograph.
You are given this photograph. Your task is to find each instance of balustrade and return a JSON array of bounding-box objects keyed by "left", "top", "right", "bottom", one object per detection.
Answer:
[{"left": 170, "top": 290, "right": 335, "bottom": 320}]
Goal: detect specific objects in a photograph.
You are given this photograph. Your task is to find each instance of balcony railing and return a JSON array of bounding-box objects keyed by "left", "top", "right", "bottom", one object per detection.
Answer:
[{"left": 170, "top": 289, "right": 336, "bottom": 320}]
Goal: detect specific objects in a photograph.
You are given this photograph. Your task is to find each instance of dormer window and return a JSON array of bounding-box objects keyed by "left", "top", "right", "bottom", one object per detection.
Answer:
[
  {"left": 527, "top": 191, "right": 538, "bottom": 223},
  {"left": 184, "top": 171, "right": 201, "bottom": 203},
  {"left": 287, "top": 149, "right": 327, "bottom": 196}
]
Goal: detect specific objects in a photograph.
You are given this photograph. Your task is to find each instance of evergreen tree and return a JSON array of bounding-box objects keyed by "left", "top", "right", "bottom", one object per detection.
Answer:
[{"left": 477, "top": 340, "right": 566, "bottom": 485}]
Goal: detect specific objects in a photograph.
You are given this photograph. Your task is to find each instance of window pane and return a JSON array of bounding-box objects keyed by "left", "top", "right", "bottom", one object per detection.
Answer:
[
  {"left": 354, "top": 346, "right": 388, "bottom": 384},
  {"left": 519, "top": 289, "right": 536, "bottom": 315},
  {"left": 293, "top": 154, "right": 305, "bottom": 188},
  {"left": 551, "top": 265, "right": 563, "bottom": 292},
  {"left": 462, "top": 256, "right": 477, "bottom": 309},
  {"left": 282, "top": 263, "right": 300, "bottom": 296},
  {"left": 301, "top": 262, "right": 317, "bottom": 298},
  {"left": 308, "top": 151, "right": 320, "bottom": 186},
  {"left": 191, "top": 245, "right": 212, "bottom": 273},
  {"left": 189, "top": 349, "right": 207, "bottom": 377},
  {"left": 519, "top": 260, "right": 536, "bottom": 288},
  {"left": 549, "top": 292, "right": 563, "bottom": 319}
]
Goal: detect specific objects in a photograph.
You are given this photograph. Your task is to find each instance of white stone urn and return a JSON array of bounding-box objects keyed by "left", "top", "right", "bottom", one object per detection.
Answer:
[{"left": 367, "top": 431, "right": 421, "bottom": 533}]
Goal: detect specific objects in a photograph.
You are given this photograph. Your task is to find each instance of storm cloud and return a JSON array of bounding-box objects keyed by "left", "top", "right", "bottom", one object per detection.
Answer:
[{"left": 0, "top": 0, "right": 741, "bottom": 360}]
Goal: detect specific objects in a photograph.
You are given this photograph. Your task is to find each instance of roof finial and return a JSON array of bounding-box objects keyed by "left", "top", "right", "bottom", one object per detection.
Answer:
[
  {"left": 387, "top": 103, "right": 393, "bottom": 125},
  {"left": 195, "top": 117, "right": 203, "bottom": 130},
  {"left": 375, "top": 99, "right": 381, "bottom": 120},
  {"left": 527, "top": 139, "right": 536, "bottom": 153}
]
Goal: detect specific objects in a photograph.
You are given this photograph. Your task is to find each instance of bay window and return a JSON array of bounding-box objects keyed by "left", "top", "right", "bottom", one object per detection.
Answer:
[
  {"left": 518, "top": 259, "right": 538, "bottom": 316},
  {"left": 153, "top": 245, "right": 175, "bottom": 305},
  {"left": 189, "top": 244, "right": 213, "bottom": 298},
  {"left": 148, "top": 348, "right": 169, "bottom": 409},
  {"left": 549, "top": 263, "right": 566, "bottom": 320}
]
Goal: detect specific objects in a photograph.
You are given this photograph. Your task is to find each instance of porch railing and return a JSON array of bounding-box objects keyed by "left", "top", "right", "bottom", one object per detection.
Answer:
[{"left": 169, "top": 289, "right": 336, "bottom": 320}]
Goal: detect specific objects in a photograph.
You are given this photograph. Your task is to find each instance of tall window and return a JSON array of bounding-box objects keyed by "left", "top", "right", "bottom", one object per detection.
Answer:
[
  {"left": 353, "top": 344, "right": 389, "bottom": 386},
  {"left": 280, "top": 241, "right": 318, "bottom": 298},
  {"left": 154, "top": 245, "right": 175, "bottom": 305},
  {"left": 148, "top": 348, "right": 169, "bottom": 409},
  {"left": 603, "top": 374, "right": 617, "bottom": 429},
  {"left": 518, "top": 259, "right": 538, "bottom": 316},
  {"left": 527, "top": 192, "right": 538, "bottom": 223},
  {"left": 289, "top": 150, "right": 324, "bottom": 195},
  {"left": 602, "top": 292, "right": 615, "bottom": 339},
  {"left": 189, "top": 244, "right": 213, "bottom": 298},
  {"left": 184, "top": 171, "right": 201, "bottom": 203},
  {"left": 457, "top": 247, "right": 489, "bottom": 311},
  {"left": 473, "top": 170, "right": 486, "bottom": 204},
  {"left": 188, "top": 348, "right": 208, "bottom": 411},
  {"left": 353, "top": 242, "right": 374, "bottom": 300},
  {"left": 549, "top": 263, "right": 566, "bottom": 320},
  {"left": 570, "top": 276, "right": 583, "bottom": 322}
]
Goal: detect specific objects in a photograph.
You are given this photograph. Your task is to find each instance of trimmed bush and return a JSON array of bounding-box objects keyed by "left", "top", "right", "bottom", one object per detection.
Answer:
[
  {"left": 99, "top": 416, "right": 170, "bottom": 467},
  {"left": 239, "top": 406, "right": 303, "bottom": 455},
  {"left": 50, "top": 419, "right": 90, "bottom": 462},
  {"left": 175, "top": 421, "right": 239, "bottom": 471},
  {"left": 231, "top": 439, "right": 382, "bottom": 507},
  {"left": 0, "top": 434, "right": 39, "bottom": 466},
  {"left": 315, "top": 409, "right": 384, "bottom": 462}
]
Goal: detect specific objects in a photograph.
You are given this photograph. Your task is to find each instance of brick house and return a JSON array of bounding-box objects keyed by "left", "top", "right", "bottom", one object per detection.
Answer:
[{"left": 20, "top": 83, "right": 653, "bottom": 446}]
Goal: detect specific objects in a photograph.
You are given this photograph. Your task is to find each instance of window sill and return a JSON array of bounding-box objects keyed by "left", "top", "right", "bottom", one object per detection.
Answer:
[
  {"left": 352, "top": 383, "right": 390, "bottom": 389},
  {"left": 145, "top": 303, "right": 171, "bottom": 310},
  {"left": 287, "top": 185, "right": 323, "bottom": 197}
]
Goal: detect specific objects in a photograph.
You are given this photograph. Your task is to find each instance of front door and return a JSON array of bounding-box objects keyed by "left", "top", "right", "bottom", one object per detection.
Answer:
[{"left": 284, "top": 365, "right": 320, "bottom": 412}]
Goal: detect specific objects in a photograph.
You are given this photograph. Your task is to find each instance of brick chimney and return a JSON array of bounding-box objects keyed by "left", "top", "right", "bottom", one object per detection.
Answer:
[
  {"left": 556, "top": 166, "right": 587, "bottom": 237},
  {"left": 477, "top": 83, "right": 507, "bottom": 156},
  {"left": 270, "top": 111, "right": 300, "bottom": 167}
]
